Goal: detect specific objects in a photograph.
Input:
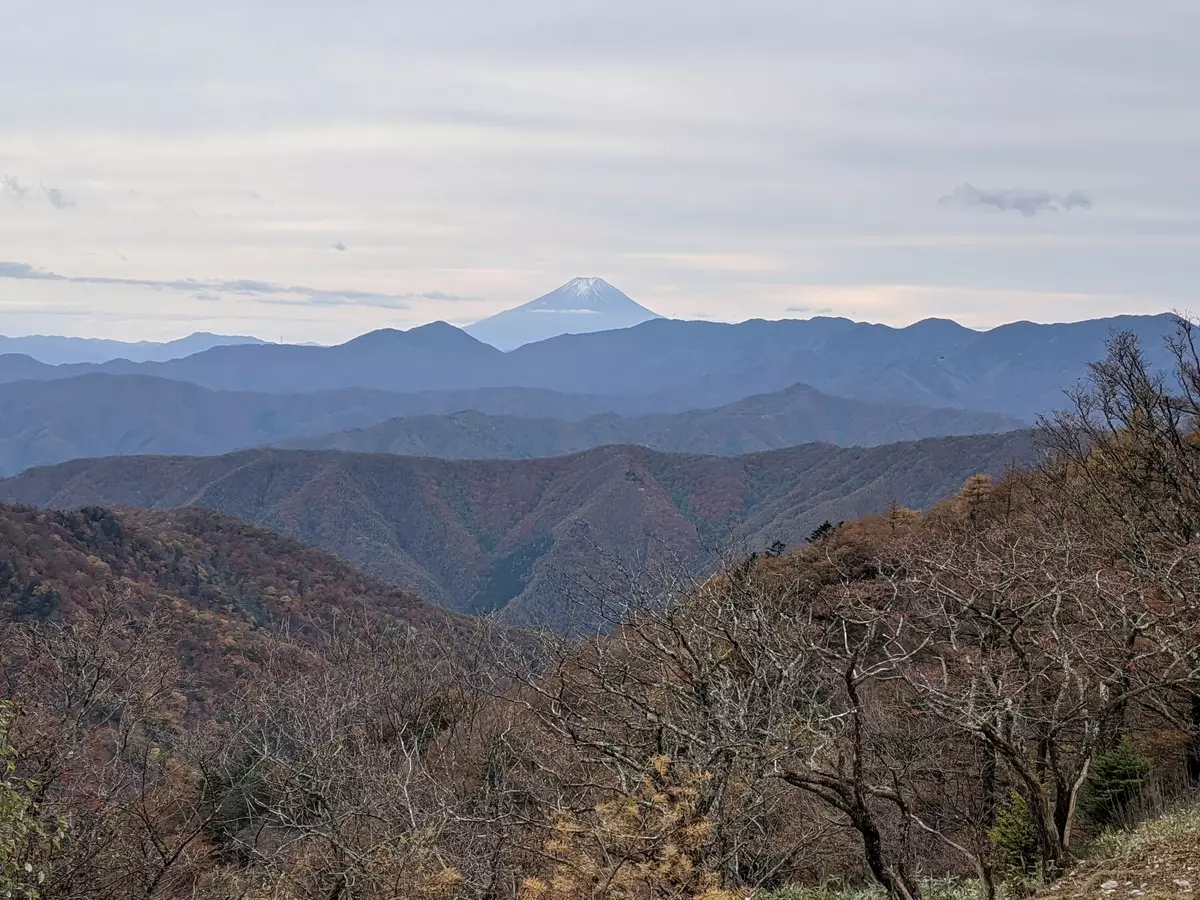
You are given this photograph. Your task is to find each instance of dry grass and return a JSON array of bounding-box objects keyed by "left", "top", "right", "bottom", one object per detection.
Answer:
[
  {"left": 758, "top": 878, "right": 982, "bottom": 900},
  {"left": 1038, "top": 807, "right": 1200, "bottom": 900}
]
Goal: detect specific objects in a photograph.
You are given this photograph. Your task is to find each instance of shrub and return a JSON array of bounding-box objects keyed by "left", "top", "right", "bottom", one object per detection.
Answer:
[
  {"left": 1083, "top": 742, "right": 1151, "bottom": 827},
  {"left": 989, "top": 791, "right": 1039, "bottom": 875}
]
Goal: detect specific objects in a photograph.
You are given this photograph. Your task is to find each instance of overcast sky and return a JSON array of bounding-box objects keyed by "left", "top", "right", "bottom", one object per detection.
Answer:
[{"left": 2, "top": 0, "right": 1198, "bottom": 342}]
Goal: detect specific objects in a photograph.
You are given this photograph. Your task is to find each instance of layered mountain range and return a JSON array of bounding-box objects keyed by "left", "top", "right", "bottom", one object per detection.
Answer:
[
  {"left": 0, "top": 375, "right": 1021, "bottom": 476},
  {"left": 0, "top": 283, "right": 1175, "bottom": 629},
  {"left": 0, "top": 311, "right": 1175, "bottom": 419},
  {"left": 274, "top": 384, "right": 1023, "bottom": 459}
]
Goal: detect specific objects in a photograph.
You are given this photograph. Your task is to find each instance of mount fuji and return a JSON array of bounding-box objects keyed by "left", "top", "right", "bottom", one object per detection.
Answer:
[{"left": 466, "top": 277, "right": 662, "bottom": 350}]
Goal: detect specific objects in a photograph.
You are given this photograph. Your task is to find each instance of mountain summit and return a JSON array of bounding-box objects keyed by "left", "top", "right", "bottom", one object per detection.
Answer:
[{"left": 466, "top": 277, "right": 662, "bottom": 350}]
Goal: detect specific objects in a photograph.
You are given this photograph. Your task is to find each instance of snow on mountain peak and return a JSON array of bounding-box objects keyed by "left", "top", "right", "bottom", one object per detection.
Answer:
[
  {"left": 565, "top": 276, "right": 607, "bottom": 296},
  {"left": 533, "top": 277, "right": 639, "bottom": 312},
  {"left": 465, "top": 277, "right": 662, "bottom": 350}
]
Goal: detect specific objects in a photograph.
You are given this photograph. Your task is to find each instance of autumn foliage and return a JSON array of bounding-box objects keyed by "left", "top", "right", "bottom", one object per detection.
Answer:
[{"left": 2, "top": 324, "right": 1200, "bottom": 898}]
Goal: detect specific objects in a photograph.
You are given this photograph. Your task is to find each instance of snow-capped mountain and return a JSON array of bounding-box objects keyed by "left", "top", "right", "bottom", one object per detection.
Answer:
[{"left": 465, "top": 277, "right": 662, "bottom": 350}]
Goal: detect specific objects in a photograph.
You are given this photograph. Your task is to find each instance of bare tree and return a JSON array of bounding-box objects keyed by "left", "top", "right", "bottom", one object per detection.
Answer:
[
  {"left": 510, "top": 549, "right": 969, "bottom": 899},
  {"left": 893, "top": 515, "right": 1200, "bottom": 876},
  {"left": 1, "top": 586, "right": 243, "bottom": 898},
  {"left": 1037, "top": 318, "right": 1200, "bottom": 781},
  {"left": 207, "top": 621, "right": 499, "bottom": 900}
]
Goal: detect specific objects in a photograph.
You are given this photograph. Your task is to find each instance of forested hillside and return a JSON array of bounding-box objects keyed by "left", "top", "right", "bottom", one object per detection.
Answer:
[
  {"left": 278, "top": 383, "right": 1022, "bottom": 459},
  {"left": 0, "top": 503, "right": 457, "bottom": 670},
  {"left": 0, "top": 433, "right": 1033, "bottom": 627}
]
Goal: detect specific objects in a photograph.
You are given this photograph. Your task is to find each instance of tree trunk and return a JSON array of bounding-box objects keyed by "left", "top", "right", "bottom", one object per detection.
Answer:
[
  {"left": 851, "top": 802, "right": 921, "bottom": 900},
  {"left": 1060, "top": 759, "right": 1091, "bottom": 851},
  {"left": 1029, "top": 787, "right": 1069, "bottom": 877},
  {"left": 981, "top": 744, "right": 999, "bottom": 828},
  {"left": 973, "top": 857, "right": 998, "bottom": 900},
  {"left": 1188, "top": 695, "right": 1200, "bottom": 784}
]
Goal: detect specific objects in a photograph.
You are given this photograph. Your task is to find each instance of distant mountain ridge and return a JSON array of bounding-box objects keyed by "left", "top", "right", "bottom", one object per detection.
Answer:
[
  {"left": 276, "top": 382, "right": 1023, "bottom": 459},
  {"left": 0, "top": 373, "right": 1020, "bottom": 477},
  {"left": 465, "top": 277, "right": 661, "bottom": 350},
  {"left": 0, "top": 313, "right": 1177, "bottom": 419},
  {"left": 0, "top": 434, "right": 1034, "bottom": 629},
  {"left": 0, "top": 331, "right": 267, "bottom": 364},
  {"left": 0, "top": 374, "right": 689, "bottom": 477}
]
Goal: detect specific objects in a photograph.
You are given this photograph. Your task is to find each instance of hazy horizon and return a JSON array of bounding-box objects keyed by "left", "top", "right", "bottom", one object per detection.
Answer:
[{"left": 0, "top": 302, "right": 1178, "bottom": 351}]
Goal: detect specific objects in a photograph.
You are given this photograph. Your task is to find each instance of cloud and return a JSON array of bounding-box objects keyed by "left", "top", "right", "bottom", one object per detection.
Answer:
[
  {"left": 785, "top": 305, "right": 836, "bottom": 315},
  {"left": 0, "top": 261, "right": 56, "bottom": 279},
  {"left": 1, "top": 176, "right": 30, "bottom": 199},
  {"left": 0, "top": 260, "right": 474, "bottom": 309},
  {"left": 41, "top": 185, "right": 77, "bottom": 210},
  {"left": 421, "top": 291, "right": 470, "bottom": 301},
  {"left": 332, "top": 241, "right": 347, "bottom": 251},
  {"left": 0, "top": 2, "right": 1194, "bottom": 341},
  {"left": 1, "top": 178, "right": 78, "bottom": 210},
  {"left": 937, "top": 184, "right": 1093, "bottom": 217}
]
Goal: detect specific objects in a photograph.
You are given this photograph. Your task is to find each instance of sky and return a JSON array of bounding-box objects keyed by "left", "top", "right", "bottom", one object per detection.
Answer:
[{"left": 2, "top": 0, "right": 1198, "bottom": 343}]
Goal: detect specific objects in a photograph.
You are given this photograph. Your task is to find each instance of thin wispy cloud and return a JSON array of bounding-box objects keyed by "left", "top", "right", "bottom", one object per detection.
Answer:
[
  {"left": 1, "top": 176, "right": 30, "bottom": 199},
  {"left": 937, "top": 184, "right": 1093, "bottom": 217},
  {"left": 0, "top": 261, "right": 473, "bottom": 310},
  {"left": 2, "top": 177, "right": 78, "bottom": 210},
  {"left": 42, "top": 185, "right": 77, "bottom": 210}
]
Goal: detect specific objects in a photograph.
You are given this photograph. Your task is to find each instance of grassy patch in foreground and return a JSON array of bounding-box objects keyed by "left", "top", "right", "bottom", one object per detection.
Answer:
[
  {"left": 1038, "top": 806, "right": 1200, "bottom": 900},
  {"left": 759, "top": 879, "right": 982, "bottom": 900}
]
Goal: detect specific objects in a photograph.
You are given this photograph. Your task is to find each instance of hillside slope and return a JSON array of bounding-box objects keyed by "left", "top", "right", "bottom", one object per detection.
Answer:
[
  {"left": 278, "top": 383, "right": 1024, "bottom": 458},
  {"left": 1038, "top": 807, "right": 1200, "bottom": 899},
  {"left": 0, "top": 503, "right": 459, "bottom": 694},
  {"left": 0, "top": 434, "right": 1033, "bottom": 628}
]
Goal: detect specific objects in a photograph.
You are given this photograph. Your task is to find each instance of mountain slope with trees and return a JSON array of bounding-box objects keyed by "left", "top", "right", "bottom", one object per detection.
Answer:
[
  {"left": 0, "top": 433, "right": 1033, "bottom": 627},
  {"left": 0, "top": 503, "right": 462, "bottom": 692},
  {"left": 277, "top": 382, "right": 1023, "bottom": 458}
]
